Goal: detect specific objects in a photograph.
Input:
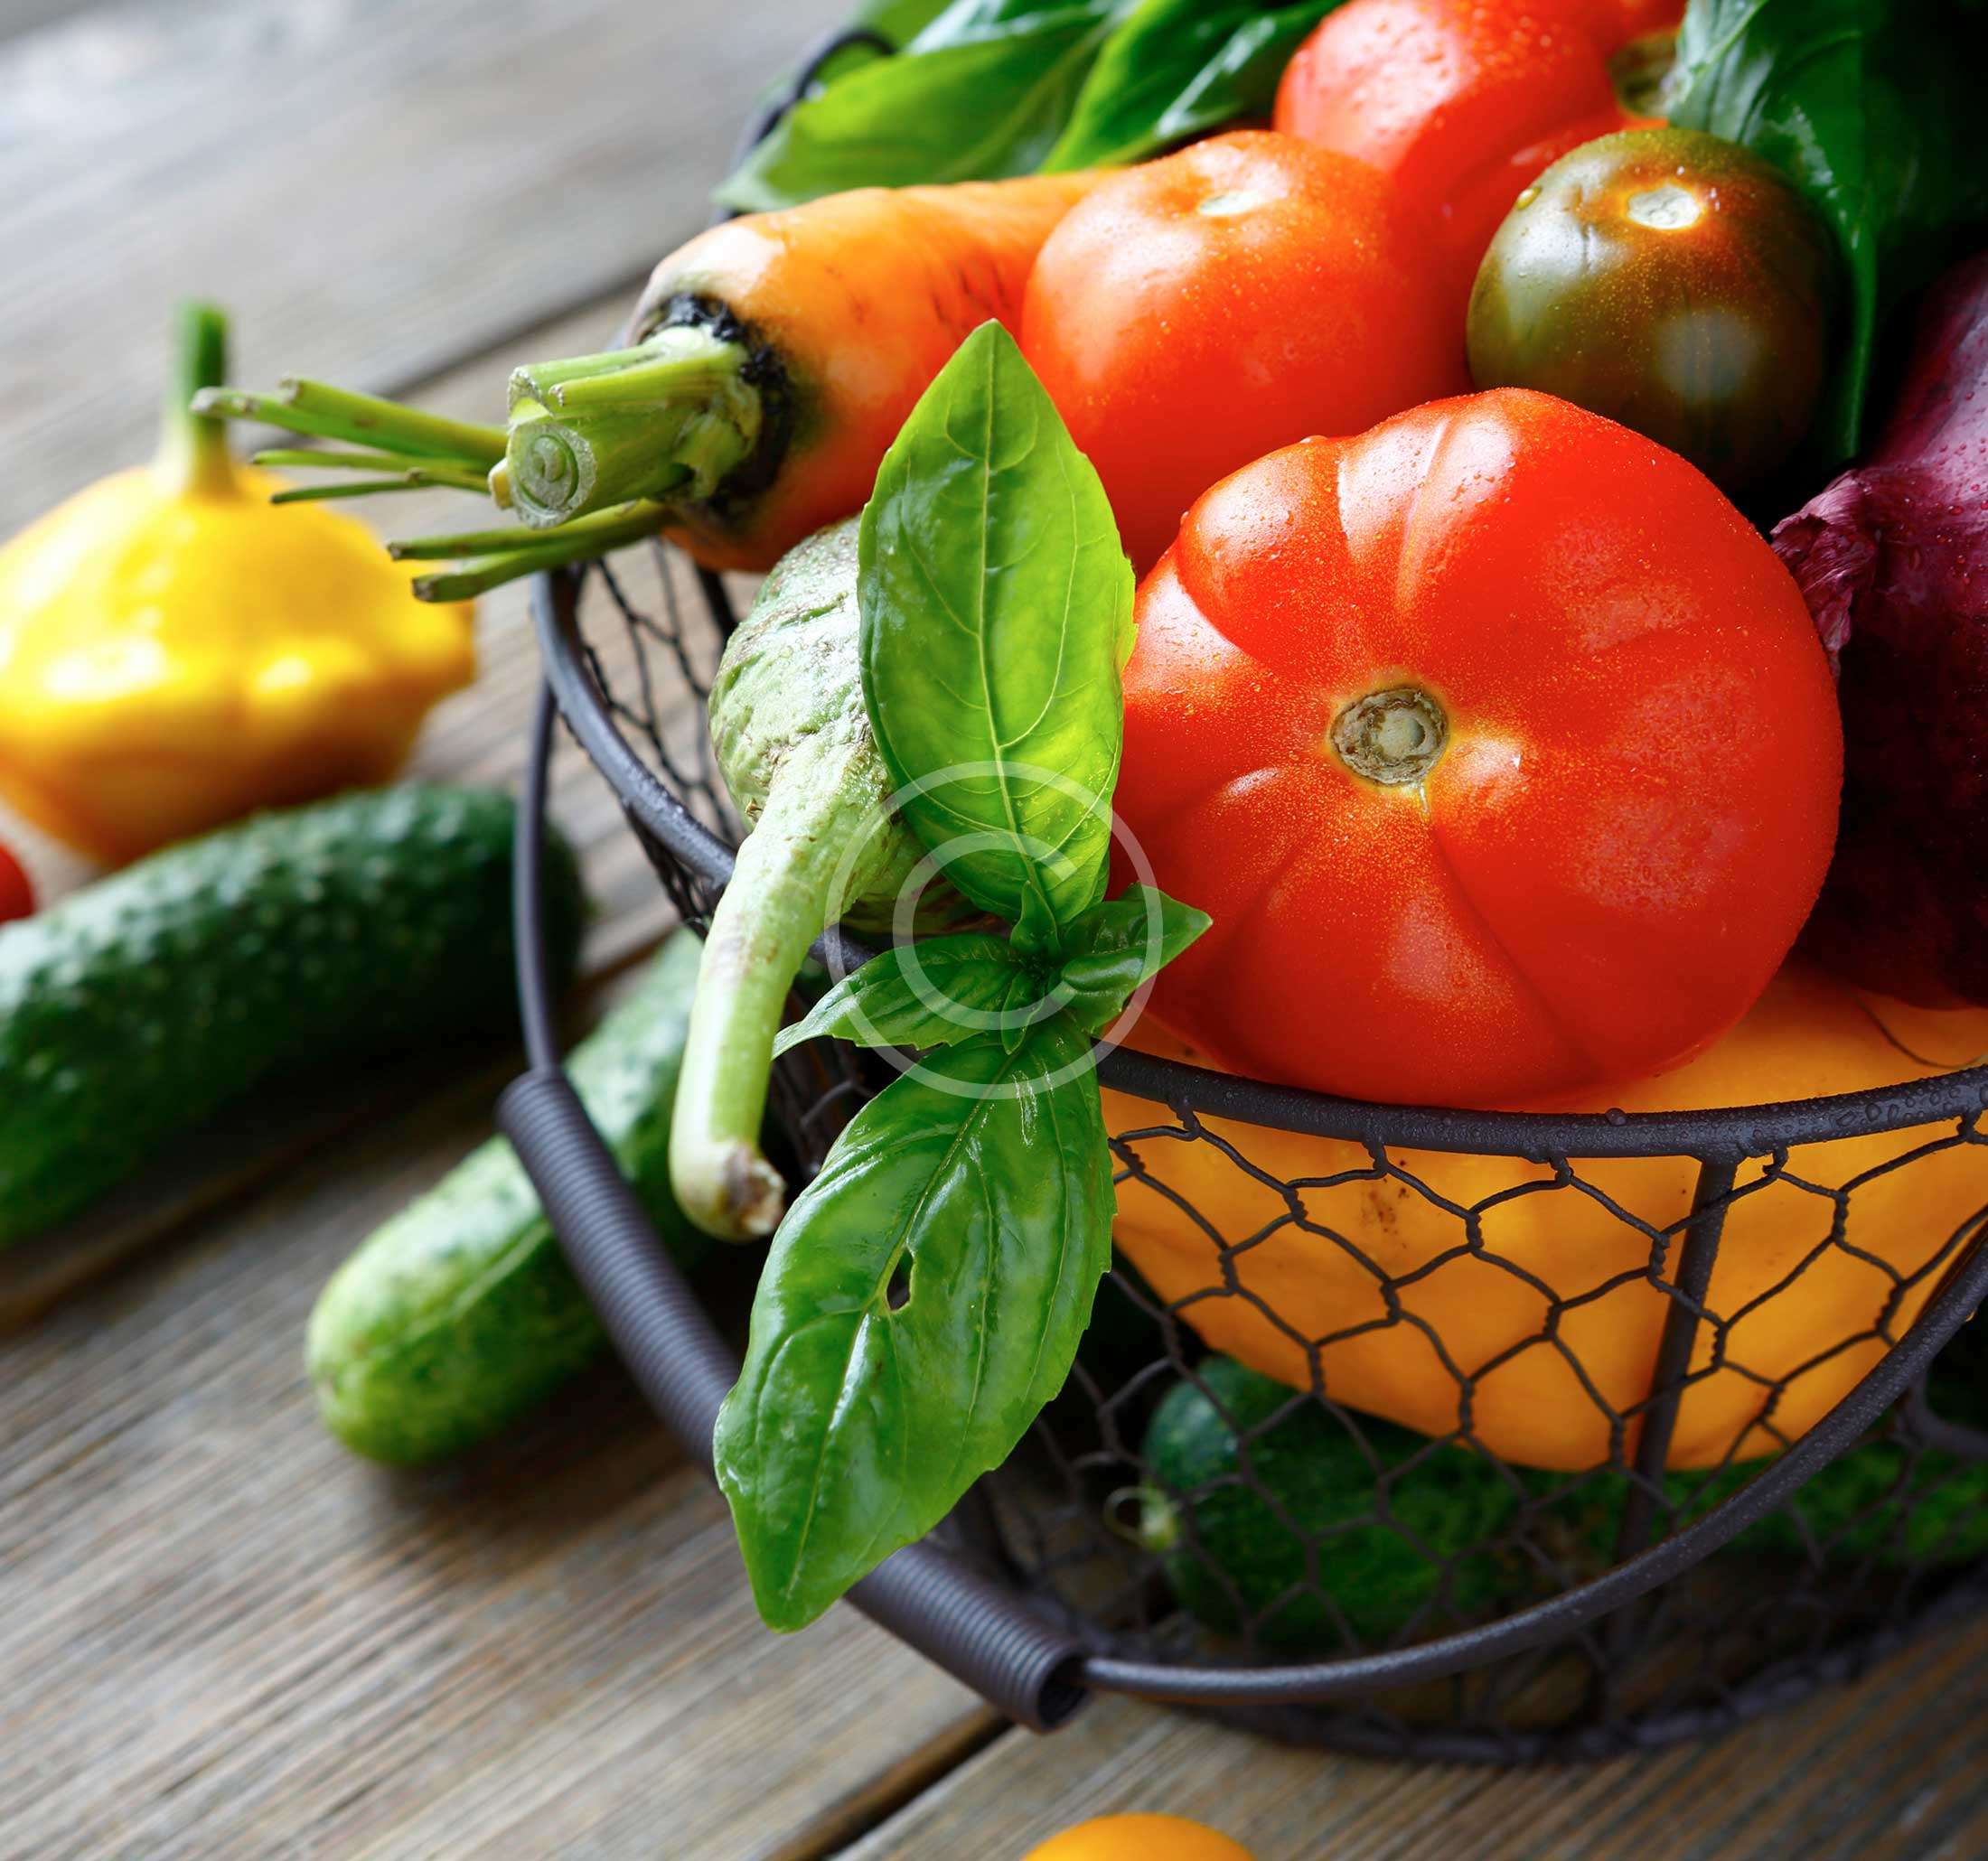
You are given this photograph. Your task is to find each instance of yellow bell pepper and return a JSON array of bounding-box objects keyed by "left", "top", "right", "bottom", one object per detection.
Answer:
[
  {"left": 1103, "top": 968, "right": 1988, "bottom": 1472},
  {"left": 0, "top": 304, "right": 475, "bottom": 863}
]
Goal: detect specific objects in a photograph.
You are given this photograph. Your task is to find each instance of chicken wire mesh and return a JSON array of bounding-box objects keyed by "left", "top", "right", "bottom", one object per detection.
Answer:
[{"left": 530, "top": 541, "right": 1988, "bottom": 1759}]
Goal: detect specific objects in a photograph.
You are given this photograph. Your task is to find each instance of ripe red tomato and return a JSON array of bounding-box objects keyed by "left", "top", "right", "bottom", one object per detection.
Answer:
[
  {"left": 1274, "top": 0, "right": 1680, "bottom": 328},
  {"left": 0, "top": 839, "right": 31, "bottom": 923},
  {"left": 1021, "top": 130, "right": 1467, "bottom": 572},
  {"left": 1114, "top": 390, "right": 1843, "bottom": 1108}
]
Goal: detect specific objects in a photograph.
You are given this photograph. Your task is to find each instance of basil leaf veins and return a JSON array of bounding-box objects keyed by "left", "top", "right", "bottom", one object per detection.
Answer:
[
  {"left": 859, "top": 321, "right": 1134, "bottom": 954},
  {"left": 717, "top": 0, "right": 1134, "bottom": 214},
  {"left": 774, "top": 930, "right": 1045, "bottom": 1056},
  {"left": 1044, "top": 0, "right": 1342, "bottom": 172},
  {"left": 713, "top": 1022, "right": 1114, "bottom": 1632}
]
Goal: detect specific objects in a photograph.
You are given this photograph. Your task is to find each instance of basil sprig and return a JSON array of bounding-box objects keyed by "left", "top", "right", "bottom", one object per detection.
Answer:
[
  {"left": 1669, "top": 0, "right": 1988, "bottom": 463},
  {"left": 717, "top": 0, "right": 1135, "bottom": 214},
  {"left": 714, "top": 324, "right": 1207, "bottom": 1632}
]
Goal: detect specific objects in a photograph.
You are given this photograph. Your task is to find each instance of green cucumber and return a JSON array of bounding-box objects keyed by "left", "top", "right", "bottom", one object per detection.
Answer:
[
  {"left": 0, "top": 785, "right": 585, "bottom": 1246},
  {"left": 1143, "top": 1355, "right": 1988, "bottom": 1653},
  {"left": 1138, "top": 1358, "right": 1521, "bottom": 1651},
  {"left": 307, "top": 927, "right": 708, "bottom": 1465}
]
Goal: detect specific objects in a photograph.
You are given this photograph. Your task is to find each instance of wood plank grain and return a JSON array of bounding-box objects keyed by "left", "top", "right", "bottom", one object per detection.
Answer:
[
  {"left": 0, "top": 1061, "right": 996, "bottom": 1861},
  {"left": 0, "top": 0, "right": 82, "bottom": 49},
  {"left": 838, "top": 1623, "right": 1988, "bottom": 1861},
  {"left": 0, "top": 0, "right": 846, "bottom": 535}
]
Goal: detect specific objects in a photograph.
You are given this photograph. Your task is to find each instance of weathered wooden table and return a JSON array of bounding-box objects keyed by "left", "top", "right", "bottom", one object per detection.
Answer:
[{"left": 4, "top": 5, "right": 1985, "bottom": 1856}]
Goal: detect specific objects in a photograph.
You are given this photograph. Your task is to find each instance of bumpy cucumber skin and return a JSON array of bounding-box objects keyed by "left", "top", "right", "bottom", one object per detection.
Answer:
[
  {"left": 0, "top": 786, "right": 585, "bottom": 1247},
  {"left": 307, "top": 928, "right": 708, "bottom": 1466},
  {"left": 1149, "top": 1355, "right": 1988, "bottom": 1655},
  {"left": 1141, "top": 1358, "right": 1519, "bottom": 1652},
  {"left": 1554, "top": 1348, "right": 1988, "bottom": 1570}
]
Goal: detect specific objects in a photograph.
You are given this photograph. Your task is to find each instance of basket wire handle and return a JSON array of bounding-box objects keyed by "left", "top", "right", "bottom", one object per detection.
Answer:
[{"left": 499, "top": 685, "right": 1090, "bottom": 1733}]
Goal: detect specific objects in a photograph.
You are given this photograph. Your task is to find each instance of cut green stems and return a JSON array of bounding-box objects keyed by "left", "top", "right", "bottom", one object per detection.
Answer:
[
  {"left": 195, "top": 323, "right": 770, "bottom": 538},
  {"left": 510, "top": 323, "right": 746, "bottom": 411},
  {"left": 502, "top": 325, "right": 763, "bottom": 528},
  {"left": 255, "top": 452, "right": 494, "bottom": 497},
  {"left": 192, "top": 381, "right": 507, "bottom": 470},
  {"left": 268, "top": 473, "right": 492, "bottom": 505},
  {"left": 279, "top": 380, "right": 508, "bottom": 465},
  {"left": 388, "top": 501, "right": 669, "bottom": 560},
  {"left": 254, "top": 445, "right": 457, "bottom": 475},
  {"left": 408, "top": 502, "right": 668, "bottom": 602}
]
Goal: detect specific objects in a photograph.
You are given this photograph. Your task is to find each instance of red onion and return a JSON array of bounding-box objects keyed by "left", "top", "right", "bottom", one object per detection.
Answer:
[{"left": 1774, "top": 254, "right": 1988, "bottom": 1007}]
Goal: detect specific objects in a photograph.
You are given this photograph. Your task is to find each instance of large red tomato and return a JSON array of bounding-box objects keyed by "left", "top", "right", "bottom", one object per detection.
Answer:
[
  {"left": 1274, "top": 0, "right": 1682, "bottom": 327},
  {"left": 1021, "top": 130, "right": 1466, "bottom": 572},
  {"left": 1114, "top": 390, "right": 1843, "bottom": 1108}
]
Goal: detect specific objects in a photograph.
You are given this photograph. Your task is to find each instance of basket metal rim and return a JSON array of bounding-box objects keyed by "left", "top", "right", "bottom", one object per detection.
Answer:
[{"left": 534, "top": 565, "right": 1988, "bottom": 1161}]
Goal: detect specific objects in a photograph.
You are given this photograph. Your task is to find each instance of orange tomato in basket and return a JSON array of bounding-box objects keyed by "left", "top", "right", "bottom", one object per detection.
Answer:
[
  {"left": 1102, "top": 967, "right": 1988, "bottom": 1471},
  {"left": 1114, "top": 389, "right": 1843, "bottom": 1109},
  {"left": 1020, "top": 130, "right": 1466, "bottom": 571},
  {"left": 1025, "top": 1813, "right": 1257, "bottom": 1861}
]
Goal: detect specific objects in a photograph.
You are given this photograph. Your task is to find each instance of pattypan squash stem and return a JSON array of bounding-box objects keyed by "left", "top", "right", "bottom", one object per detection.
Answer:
[{"left": 156, "top": 302, "right": 239, "bottom": 499}]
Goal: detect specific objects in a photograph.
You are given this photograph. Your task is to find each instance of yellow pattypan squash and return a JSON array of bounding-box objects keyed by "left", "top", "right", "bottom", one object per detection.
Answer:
[{"left": 0, "top": 304, "right": 474, "bottom": 863}]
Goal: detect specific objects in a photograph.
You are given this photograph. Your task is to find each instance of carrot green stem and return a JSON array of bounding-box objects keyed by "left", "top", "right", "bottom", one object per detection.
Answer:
[
  {"left": 407, "top": 501, "right": 667, "bottom": 602},
  {"left": 156, "top": 302, "right": 238, "bottom": 498},
  {"left": 279, "top": 379, "right": 509, "bottom": 465},
  {"left": 191, "top": 381, "right": 506, "bottom": 470},
  {"left": 502, "top": 325, "right": 761, "bottom": 528},
  {"left": 388, "top": 501, "right": 667, "bottom": 559},
  {"left": 670, "top": 734, "right": 889, "bottom": 1240},
  {"left": 268, "top": 474, "right": 487, "bottom": 505},
  {"left": 255, "top": 451, "right": 495, "bottom": 496}
]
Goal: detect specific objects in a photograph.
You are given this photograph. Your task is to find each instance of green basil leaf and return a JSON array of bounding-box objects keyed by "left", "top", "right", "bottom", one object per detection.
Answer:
[
  {"left": 1668, "top": 0, "right": 1988, "bottom": 461},
  {"left": 774, "top": 930, "right": 1051, "bottom": 1054},
  {"left": 714, "top": 1020, "right": 1114, "bottom": 1631},
  {"left": 852, "top": 0, "right": 957, "bottom": 42},
  {"left": 1044, "top": 0, "right": 1340, "bottom": 172},
  {"left": 859, "top": 322, "right": 1134, "bottom": 950},
  {"left": 1053, "top": 884, "right": 1212, "bottom": 1033},
  {"left": 716, "top": 0, "right": 1133, "bottom": 213}
]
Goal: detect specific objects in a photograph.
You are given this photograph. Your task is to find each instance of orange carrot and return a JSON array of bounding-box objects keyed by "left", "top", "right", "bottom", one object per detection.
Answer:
[
  {"left": 633, "top": 171, "right": 1100, "bottom": 570},
  {"left": 194, "top": 172, "right": 1101, "bottom": 590}
]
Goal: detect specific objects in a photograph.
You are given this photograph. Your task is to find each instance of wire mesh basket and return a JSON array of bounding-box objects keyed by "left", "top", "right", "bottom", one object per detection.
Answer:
[
  {"left": 501, "top": 538, "right": 1988, "bottom": 1763},
  {"left": 491, "top": 25, "right": 1988, "bottom": 1761}
]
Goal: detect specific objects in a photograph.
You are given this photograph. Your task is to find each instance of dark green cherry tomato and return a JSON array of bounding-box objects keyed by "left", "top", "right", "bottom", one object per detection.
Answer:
[{"left": 1468, "top": 126, "right": 1840, "bottom": 492}]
